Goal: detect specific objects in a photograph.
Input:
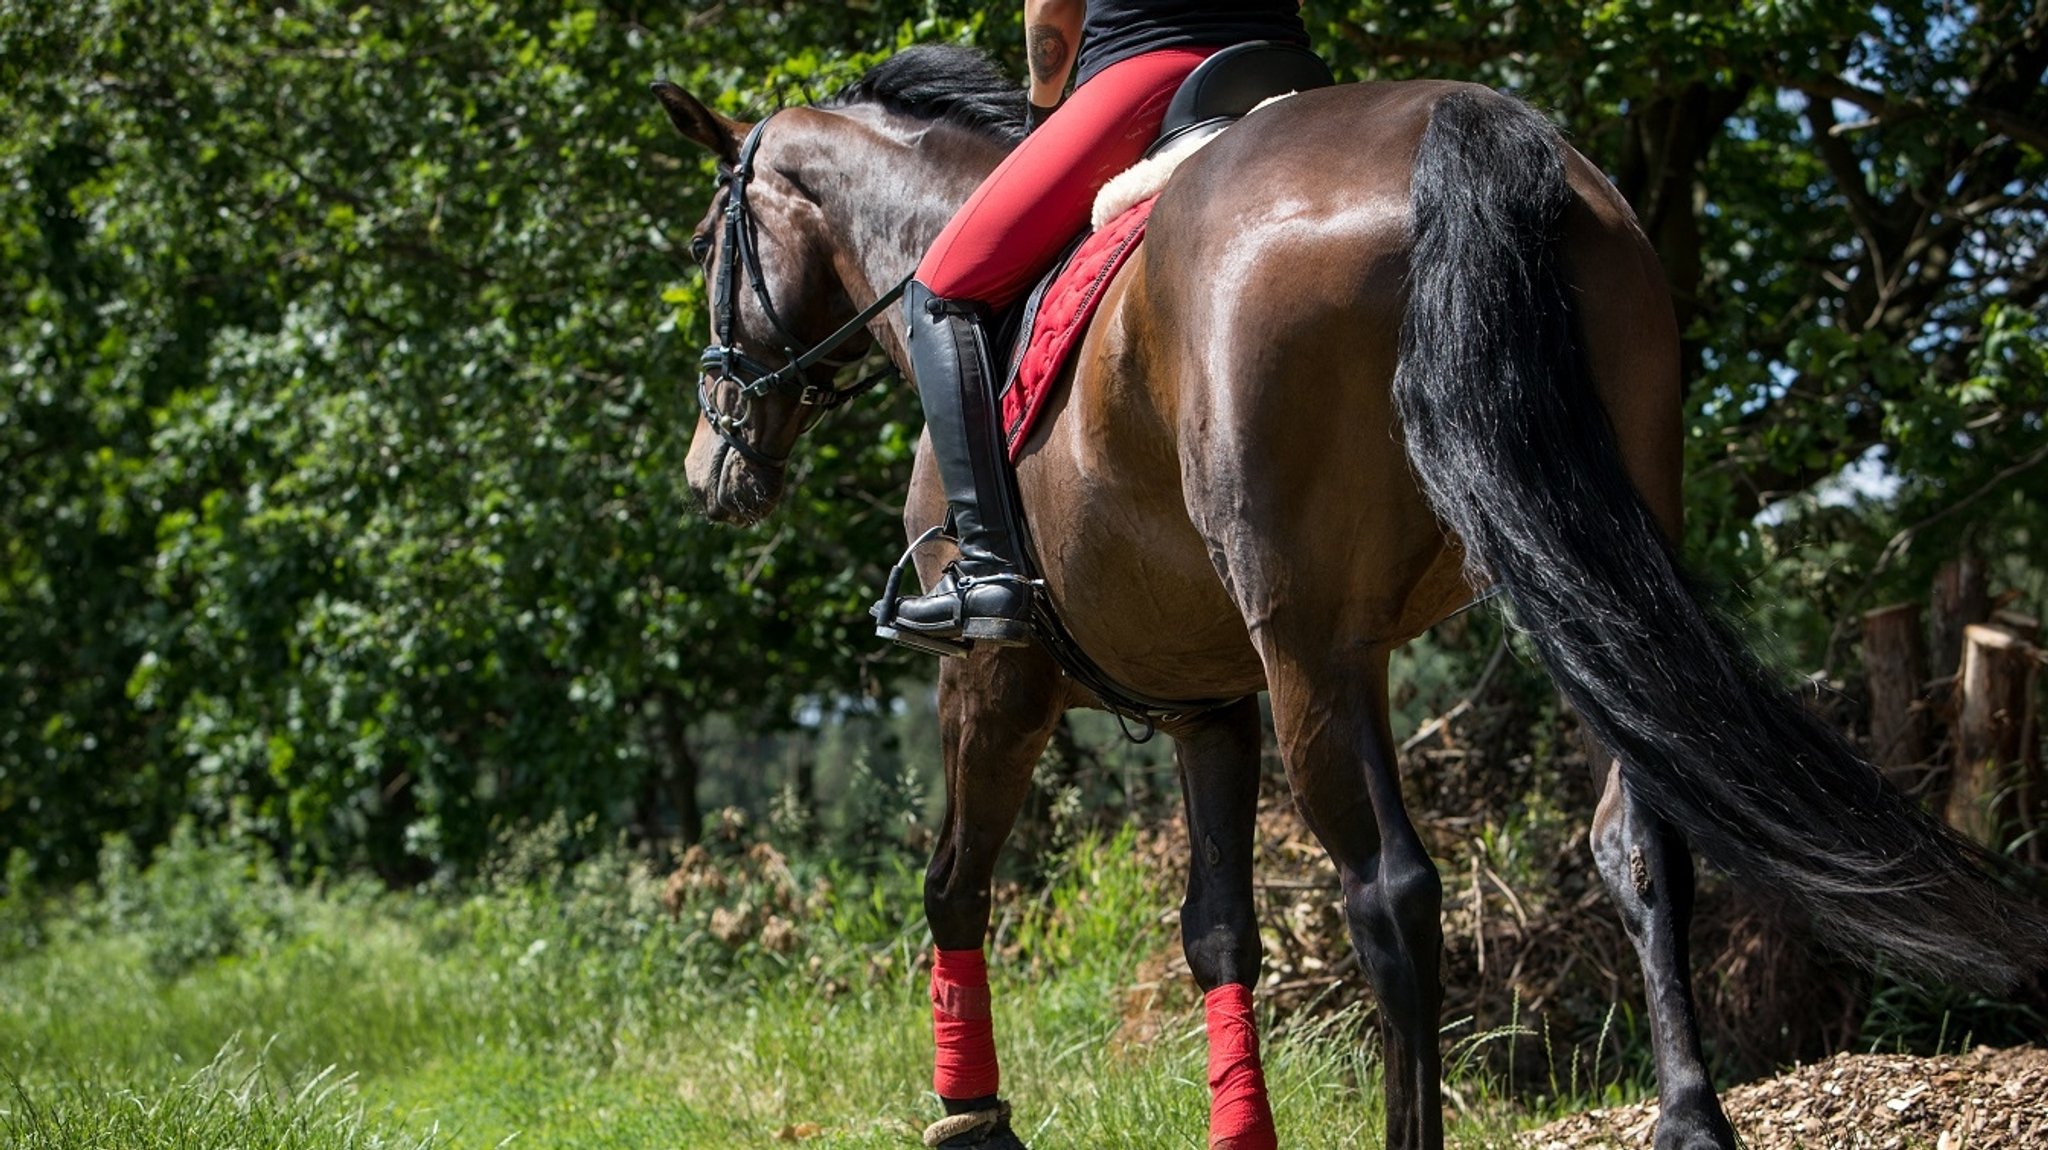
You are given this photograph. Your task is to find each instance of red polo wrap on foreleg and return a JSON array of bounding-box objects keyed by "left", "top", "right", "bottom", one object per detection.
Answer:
[
  {"left": 1204, "top": 982, "right": 1277, "bottom": 1150},
  {"left": 930, "top": 947, "right": 1000, "bottom": 1100}
]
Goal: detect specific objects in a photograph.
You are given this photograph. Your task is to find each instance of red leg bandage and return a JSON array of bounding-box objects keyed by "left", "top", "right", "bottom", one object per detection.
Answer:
[
  {"left": 1205, "top": 982, "right": 1277, "bottom": 1150},
  {"left": 931, "top": 947, "right": 1000, "bottom": 1101}
]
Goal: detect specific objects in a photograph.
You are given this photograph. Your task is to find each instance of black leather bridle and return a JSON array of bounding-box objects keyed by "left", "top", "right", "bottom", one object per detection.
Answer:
[{"left": 696, "top": 112, "right": 910, "bottom": 470}]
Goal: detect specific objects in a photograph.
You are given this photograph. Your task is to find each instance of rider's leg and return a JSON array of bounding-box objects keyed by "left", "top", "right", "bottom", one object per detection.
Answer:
[
  {"left": 883, "top": 47, "right": 1214, "bottom": 649},
  {"left": 883, "top": 283, "right": 1035, "bottom": 648}
]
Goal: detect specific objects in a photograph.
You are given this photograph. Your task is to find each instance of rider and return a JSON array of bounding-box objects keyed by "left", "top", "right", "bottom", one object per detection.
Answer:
[{"left": 883, "top": 0, "right": 1310, "bottom": 652}]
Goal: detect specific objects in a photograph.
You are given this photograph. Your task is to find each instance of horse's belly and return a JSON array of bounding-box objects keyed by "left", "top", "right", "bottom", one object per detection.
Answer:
[
  {"left": 1015, "top": 409, "right": 1266, "bottom": 703},
  {"left": 1034, "top": 514, "right": 1266, "bottom": 702}
]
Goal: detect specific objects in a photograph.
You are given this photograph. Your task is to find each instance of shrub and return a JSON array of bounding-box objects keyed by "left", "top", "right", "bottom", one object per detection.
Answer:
[
  {"left": 93, "top": 821, "right": 297, "bottom": 979},
  {"left": 0, "top": 847, "right": 44, "bottom": 959}
]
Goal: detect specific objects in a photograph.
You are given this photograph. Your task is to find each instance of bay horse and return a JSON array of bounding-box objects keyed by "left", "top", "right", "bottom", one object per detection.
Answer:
[{"left": 651, "top": 44, "right": 2044, "bottom": 1150}]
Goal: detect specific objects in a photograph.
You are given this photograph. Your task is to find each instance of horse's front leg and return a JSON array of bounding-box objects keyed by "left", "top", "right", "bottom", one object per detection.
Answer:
[
  {"left": 921, "top": 644, "right": 1068, "bottom": 1149},
  {"left": 1588, "top": 758, "right": 1737, "bottom": 1150},
  {"left": 1168, "top": 697, "right": 1277, "bottom": 1150}
]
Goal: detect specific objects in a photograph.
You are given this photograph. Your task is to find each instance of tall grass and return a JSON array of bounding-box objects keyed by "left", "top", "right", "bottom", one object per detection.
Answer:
[{"left": 0, "top": 823, "right": 1536, "bottom": 1148}]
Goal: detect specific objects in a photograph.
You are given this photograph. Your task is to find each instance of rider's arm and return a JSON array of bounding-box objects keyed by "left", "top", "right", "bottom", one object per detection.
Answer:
[{"left": 1024, "top": 0, "right": 1083, "bottom": 112}]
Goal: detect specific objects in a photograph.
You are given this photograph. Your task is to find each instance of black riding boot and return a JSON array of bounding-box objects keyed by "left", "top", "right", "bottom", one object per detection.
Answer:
[{"left": 875, "top": 282, "right": 1033, "bottom": 654}]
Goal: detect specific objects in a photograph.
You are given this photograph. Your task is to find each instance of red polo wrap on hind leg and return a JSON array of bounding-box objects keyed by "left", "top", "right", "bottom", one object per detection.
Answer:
[
  {"left": 1205, "top": 983, "right": 1277, "bottom": 1150},
  {"left": 931, "top": 947, "right": 1000, "bottom": 1100}
]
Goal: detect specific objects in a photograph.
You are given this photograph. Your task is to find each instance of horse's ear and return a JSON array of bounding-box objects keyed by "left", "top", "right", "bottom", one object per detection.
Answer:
[{"left": 652, "top": 80, "right": 742, "bottom": 166}]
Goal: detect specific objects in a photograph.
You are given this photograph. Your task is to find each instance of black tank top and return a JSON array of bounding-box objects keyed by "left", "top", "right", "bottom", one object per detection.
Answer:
[{"left": 1075, "top": 0, "right": 1310, "bottom": 86}]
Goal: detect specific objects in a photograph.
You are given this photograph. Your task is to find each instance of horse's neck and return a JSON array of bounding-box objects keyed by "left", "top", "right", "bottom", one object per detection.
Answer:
[{"left": 803, "top": 112, "right": 1002, "bottom": 361}]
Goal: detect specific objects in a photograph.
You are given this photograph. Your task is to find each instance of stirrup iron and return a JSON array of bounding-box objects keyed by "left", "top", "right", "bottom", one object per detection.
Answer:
[{"left": 873, "top": 525, "right": 972, "bottom": 658}]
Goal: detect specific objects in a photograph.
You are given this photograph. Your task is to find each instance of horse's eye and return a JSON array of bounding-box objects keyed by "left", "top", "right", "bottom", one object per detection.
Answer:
[{"left": 690, "top": 234, "right": 713, "bottom": 264}]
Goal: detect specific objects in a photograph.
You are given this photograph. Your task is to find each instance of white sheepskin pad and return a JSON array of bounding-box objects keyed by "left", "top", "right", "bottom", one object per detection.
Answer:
[{"left": 1089, "top": 92, "right": 1300, "bottom": 230}]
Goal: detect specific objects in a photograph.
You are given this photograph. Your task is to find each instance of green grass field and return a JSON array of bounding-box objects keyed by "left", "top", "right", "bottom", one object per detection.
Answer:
[{"left": 0, "top": 828, "right": 1535, "bottom": 1149}]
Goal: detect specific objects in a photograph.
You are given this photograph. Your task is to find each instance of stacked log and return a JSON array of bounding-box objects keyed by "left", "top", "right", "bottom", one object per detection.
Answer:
[
  {"left": 1929, "top": 554, "right": 1989, "bottom": 679},
  {"left": 1859, "top": 559, "right": 2043, "bottom": 859},
  {"left": 1944, "top": 616, "right": 2043, "bottom": 860}
]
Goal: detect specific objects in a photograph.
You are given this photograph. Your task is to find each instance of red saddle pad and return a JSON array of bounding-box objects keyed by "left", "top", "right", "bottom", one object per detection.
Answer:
[{"left": 1000, "top": 195, "right": 1159, "bottom": 460}]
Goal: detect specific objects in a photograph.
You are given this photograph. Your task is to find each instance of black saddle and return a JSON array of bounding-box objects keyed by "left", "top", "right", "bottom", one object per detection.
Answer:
[{"left": 1150, "top": 40, "right": 1335, "bottom": 156}]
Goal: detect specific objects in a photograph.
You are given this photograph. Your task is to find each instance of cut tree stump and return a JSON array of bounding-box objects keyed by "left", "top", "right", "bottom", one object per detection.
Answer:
[
  {"left": 1944, "top": 623, "right": 2044, "bottom": 853},
  {"left": 1862, "top": 602, "right": 1930, "bottom": 791}
]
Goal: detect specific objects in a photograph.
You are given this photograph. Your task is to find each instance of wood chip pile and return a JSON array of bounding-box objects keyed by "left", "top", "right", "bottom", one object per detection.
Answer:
[{"left": 1523, "top": 1046, "right": 2048, "bottom": 1150}]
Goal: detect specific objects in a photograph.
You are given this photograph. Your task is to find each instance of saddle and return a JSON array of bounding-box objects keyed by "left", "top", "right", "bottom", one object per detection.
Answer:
[
  {"left": 995, "top": 41, "right": 1333, "bottom": 460},
  {"left": 980, "top": 42, "right": 1333, "bottom": 731},
  {"left": 1153, "top": 39, "right": 1336, "bottom": 156}
]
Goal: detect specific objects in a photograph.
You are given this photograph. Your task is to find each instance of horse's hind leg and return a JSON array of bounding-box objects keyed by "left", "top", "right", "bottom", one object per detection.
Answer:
[
  {"left": 1169, "top": 697, "right": 1278, "bottom": 1150},
  {"left": 1267, "top": 651, "right": 1444, "bottom": 1150},
  {"left": 922, "top": 645, "right": 1068, "bottom": 1149},
  {"left": 1588, "top": 758, "right": 1738, "bottom": 1150}
]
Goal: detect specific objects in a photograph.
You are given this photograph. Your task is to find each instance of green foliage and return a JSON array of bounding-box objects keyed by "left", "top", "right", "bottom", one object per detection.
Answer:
[
  {"left": 1, "top": 1038, "right": 440, "bottom": 1150},
  {"left": 1006, "top": 826, "right": 1159, "bottom": 980},
  {"left": 0, "top": 824, "right": 1486, "bottom": 1149},
  {"left": 0, "top": 848, "right": 44, "bottom": 959},
  {"left": 837, "top": 749, "right": 933, "bottom": 864},
  {"left": 91, "top": 820, "right": 297, "bottom": 978},
  {"left": 0, "top": 1, "right": 995, "bottom": 882},
  {"left": 3, "top": 0, "right": 2042, "bottom": 889}
]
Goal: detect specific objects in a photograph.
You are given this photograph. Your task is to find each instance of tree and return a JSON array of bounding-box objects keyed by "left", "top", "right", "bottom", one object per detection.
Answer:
[
  {"left": 1312, "top": 0, "right": 2046, "bottom": 653},
  {"left": 0, "top": 1, "right": 979, "bottom": 879}
]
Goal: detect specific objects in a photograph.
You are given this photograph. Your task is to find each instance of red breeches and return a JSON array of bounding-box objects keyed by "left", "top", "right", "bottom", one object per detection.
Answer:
[{"left": 915, "top": 46, "right": 1215, "bottom": 307}]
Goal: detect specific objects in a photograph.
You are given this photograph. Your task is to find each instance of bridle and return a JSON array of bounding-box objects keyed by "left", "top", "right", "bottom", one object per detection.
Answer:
[{"left": 696, "top": 112, "right": 910, "bottom": 471}]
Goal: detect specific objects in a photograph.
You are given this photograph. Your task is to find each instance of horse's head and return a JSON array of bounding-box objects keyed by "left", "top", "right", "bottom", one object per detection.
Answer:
[{"left": 652, "top": 82, "right": 882, "bottom": 525}]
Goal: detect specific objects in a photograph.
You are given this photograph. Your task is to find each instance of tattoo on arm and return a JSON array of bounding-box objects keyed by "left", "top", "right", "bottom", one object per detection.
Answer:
[{"left": 1028, "top": 24, "right": 1070, "bottom": 86}]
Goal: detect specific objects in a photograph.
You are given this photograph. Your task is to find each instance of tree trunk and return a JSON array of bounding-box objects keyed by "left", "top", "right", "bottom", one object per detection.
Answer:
[
  {"left": 1862, "top": 602, "right": 1930, "bottom": 792},
  {"left": 1944, "top": 623, "right": 2040, "bottom": 851},
  {"left": 790, "top": 738, "right": 819, "bottom": 846},
  {"left": 1929, "top": 554, "right": 1989, "bottom": 680},
  {"left": 656, "top": 692, "right": 703, "bottom": 846}
]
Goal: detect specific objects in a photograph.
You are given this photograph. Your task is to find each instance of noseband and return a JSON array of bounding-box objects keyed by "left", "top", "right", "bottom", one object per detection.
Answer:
[{"left": 697, "top": 113, "right": 910, "bottom": 471}]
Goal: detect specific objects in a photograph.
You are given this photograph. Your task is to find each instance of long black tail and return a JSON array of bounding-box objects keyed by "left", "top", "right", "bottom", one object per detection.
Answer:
[{"left": 1392, "top": 89, "right": 2048, "bottom": 988}]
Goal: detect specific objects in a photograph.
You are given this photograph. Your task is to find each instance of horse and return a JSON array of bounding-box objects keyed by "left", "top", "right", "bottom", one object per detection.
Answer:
[{"left": 649, "top": 44, "right": 2045, "bottom": 1150}]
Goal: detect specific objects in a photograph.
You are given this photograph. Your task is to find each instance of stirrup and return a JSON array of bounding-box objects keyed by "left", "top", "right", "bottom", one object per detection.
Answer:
[
  {"left": 922, "top": 1101, "right": 1014, "bottom": 1147},
  {"left": 873, "top": 526, "right": 972, "bottom": 658}
]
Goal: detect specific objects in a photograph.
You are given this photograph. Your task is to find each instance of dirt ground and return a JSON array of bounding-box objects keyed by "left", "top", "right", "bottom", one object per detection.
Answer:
[{"left": 1522, "top": 1045, "right": 2048, "bottom": 1150}]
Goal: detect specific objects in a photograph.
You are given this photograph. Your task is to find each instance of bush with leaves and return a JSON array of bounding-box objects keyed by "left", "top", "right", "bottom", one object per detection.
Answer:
[{"left": 91, "top": 821, "right": 297, "bottom": 979}]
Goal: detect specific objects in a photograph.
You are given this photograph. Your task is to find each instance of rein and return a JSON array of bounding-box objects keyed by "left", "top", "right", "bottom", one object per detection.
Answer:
[{"left": 697, "top": 112, "right": 911, "bottom": 469}]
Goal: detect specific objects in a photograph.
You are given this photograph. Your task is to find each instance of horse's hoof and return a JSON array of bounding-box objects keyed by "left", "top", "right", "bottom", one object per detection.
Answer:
[{"left": 922, "top": 1101, "right": 1026, "bottom": 1148}]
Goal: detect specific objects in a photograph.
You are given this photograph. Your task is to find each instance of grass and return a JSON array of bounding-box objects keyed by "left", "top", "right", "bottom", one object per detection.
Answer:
[{"left": 0, "top": 828, "right": 1534, "bottom": 1149}]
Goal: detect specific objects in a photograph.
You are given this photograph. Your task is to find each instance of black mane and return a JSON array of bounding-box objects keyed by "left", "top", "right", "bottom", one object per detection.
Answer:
[{"left": 826, "top": 44, "right": 1026, "bottom": 147}]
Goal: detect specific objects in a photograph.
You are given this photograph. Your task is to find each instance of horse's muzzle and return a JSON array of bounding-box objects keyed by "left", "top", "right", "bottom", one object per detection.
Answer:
[{"left": 686, "top": 426, "right": 782, "bottom": 527}]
